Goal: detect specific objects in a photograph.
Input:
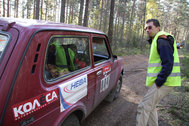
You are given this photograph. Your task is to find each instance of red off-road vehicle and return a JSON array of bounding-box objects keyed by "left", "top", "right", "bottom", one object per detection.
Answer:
[{"left": 0, "top": 17, "right": 124, "bottom": 126}]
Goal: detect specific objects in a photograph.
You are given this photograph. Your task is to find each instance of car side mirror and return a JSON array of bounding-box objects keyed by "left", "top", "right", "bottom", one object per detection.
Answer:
[{"left": 113, "top": 55, "right": 117, "bottom": 62}]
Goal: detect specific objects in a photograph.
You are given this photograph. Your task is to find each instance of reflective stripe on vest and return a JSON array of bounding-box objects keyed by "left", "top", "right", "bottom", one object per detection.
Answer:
[
  {"left": 148, "top": 62, "right": 180, "bottom": 67},
  {"left": 147, "top": 73, "right": 180, "bottom": 77},
  {"left": 146, "top": 31, "right": 181, "bottom": 87}
]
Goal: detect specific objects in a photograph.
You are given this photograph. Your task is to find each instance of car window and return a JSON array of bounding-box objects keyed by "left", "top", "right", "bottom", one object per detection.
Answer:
[
  {"left": 44, "top": 36, "right": 90, "bottom": 81},
  {"left": 0, "top": 33, "right": 9, "bottom": 62},
  {"left": 92, "top": 37, "right": 110, "bottom": 64}
]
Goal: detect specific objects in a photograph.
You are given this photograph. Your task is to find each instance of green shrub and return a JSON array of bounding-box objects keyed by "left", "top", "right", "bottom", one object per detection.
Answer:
[
  {"left": 181, "top": 56, "right": 189, "bottom": 78},
  {"left": 112, "top": 47, "right": 149, "bottom": 56}
]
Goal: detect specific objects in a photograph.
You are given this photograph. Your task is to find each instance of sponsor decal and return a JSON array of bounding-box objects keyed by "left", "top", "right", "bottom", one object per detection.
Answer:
[
  {"left": 12, "top": 89, "right": 58, "bottom": 120},
  {"left": 103, "top": 65, "right": 111, "bottom": 75},
  {"left": 100, "top": 74, "right": 110, "bottom": 92},
  {"left": 59, "top": 74, "right": 88, "bottom": 112},
  {"left": 20, "top": 117, "right": 35, "bottom": 126}
]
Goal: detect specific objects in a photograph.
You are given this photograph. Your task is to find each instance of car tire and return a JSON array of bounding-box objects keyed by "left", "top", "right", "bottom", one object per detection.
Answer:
[
  {"left": 61, "top": 114, "right": 80, "bottom": 126},
  {"left": 105, "top": 74, "right": 123, "bottom": 102}
]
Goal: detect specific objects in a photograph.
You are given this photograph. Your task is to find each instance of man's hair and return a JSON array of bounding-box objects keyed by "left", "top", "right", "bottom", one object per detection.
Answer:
[{"left": 146, "top": 19, "right": 160, "bottom": 27}]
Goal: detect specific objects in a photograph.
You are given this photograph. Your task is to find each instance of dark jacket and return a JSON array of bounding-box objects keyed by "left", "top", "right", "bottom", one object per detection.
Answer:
[{"left": 148, "top": 35, "right": 174, "bottom": 87}]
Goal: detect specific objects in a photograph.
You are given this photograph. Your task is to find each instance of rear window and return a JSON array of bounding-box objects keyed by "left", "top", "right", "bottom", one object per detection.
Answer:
[
  {"left": 44, "top": 36, "right": 90, "bottom": 81},
  {"left": 0, "top": 33, "right": 9, "bottom": 61}
]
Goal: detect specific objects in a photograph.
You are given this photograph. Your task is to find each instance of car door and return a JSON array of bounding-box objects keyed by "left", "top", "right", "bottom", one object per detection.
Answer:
[
  {"left": 91, "top": 35, "right": 114, "bottom": 106},
  {"left": 41, "top": 31, "right": 96, "bottom": 115},
  {"left": 39, "top": 31, "right": 96, "bottom": 125}
]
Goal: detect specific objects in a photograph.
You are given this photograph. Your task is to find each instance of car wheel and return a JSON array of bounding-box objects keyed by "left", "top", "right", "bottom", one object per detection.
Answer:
[
  {"left": 105, "top": 74, "right": 123, "bottom": 102},
  {"left": 61, "top": 114, "right": 80, "bottom": 126},
  {"left": 113, "top": 74, "right": 122, "bottom": 99}
]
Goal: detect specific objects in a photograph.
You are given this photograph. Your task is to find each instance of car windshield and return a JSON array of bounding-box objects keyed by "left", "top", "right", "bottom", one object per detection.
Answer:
[{"left": 0, "top": 34, "right": 9, "bottom": 61}]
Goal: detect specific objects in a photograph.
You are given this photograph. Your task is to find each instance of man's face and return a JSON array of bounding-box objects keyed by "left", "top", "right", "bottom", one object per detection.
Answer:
[{"left": 145, "top": 22, "right": 160, "bottom": 38}]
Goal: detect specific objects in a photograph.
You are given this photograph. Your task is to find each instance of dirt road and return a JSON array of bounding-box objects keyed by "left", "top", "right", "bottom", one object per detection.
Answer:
[{"left": 82, "top": 55, "right": 149, "bottom": 126}]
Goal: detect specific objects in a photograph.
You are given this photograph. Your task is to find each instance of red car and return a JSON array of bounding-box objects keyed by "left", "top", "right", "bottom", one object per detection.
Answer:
[{"left": 0, "top": 17, "right": 124, "bottom": 126}]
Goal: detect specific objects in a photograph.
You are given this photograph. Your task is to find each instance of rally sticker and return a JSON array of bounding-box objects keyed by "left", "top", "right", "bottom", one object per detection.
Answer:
[
  {"left": 103, "top": 65, "right": 111, "bottom": 75},
  {"left": 100, "top": 74, "right": 110, "bottom": 92},
  {"left": 12, "top": 89, "right": 58, "bottom": 120},
  {"left": 59, "top": 74, "right": 88, "bottom": 112}
]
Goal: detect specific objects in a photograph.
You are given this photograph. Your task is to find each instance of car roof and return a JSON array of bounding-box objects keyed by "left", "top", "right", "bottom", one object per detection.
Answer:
[{"left": 0, "top": 17, "right": 105, "bottom": 35}]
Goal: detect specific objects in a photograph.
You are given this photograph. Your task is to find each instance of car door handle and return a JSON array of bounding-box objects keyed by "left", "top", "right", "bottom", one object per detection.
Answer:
[{"left": 96, "top": 70, "right": 102, "bottom": 76}]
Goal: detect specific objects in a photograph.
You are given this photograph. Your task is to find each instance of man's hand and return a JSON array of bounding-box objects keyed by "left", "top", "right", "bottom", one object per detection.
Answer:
[{"left": 155, "top": 83, "right": 161, "bottom": 89}]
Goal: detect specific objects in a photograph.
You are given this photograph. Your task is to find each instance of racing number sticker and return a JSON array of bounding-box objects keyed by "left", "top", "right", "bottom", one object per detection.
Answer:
[{"left": 100, "top": 75, "right": 110, "bottom": 92}]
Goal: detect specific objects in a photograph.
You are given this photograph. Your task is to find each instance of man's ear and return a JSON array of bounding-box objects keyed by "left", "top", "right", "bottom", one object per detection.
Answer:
[{"left": 157, "top": 26, "right": 160, "bottom": 31}]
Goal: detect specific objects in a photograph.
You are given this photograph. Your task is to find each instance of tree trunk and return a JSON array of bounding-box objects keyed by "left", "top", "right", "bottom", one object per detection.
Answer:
[
  {"left": 83, "top": 0, "right": 90, "bottom": 27},
  {"left": 27, "top": 1, "right": 29, "bottom": 18},
  {"left": 16, "top": 0, "right": 19, "bottom": 17},
  {"left": 33, "top": 0, "right": 36, "bottom": 19},
  {"left": 45, "top": 0, "right": 48, "bottom": 20},
  {"left": 99, "top": 0, "right": 103, "bottom": 30},
  {"left": 14, "top": 0, "right": 19, "bottom": 17},
  {"left": 53, "top": 0, "right": 57, "bottom": 21},
  {"left": 71, "top": 4, "right": 74, "bottom": 23},
  {"left": 0, "top": 0, "right": 1, "bottom": 16},
  {"left": 103, "top": 0, "right": 109, "bottom": 33},
  {"left": 141, "top": 0, "right": 146, "bottom": 51},
  {"left": 35, "top": 0, "right": 40, "bottom": 19},
  {"left": 40, "top": 0, "right": 43, "bottom": 20},
  {"left": 117, "top": 17, "right": 121, "bottom": 44},
  {"left": 78, "top": 0, "right": 84, "bottom": 25},
  {"left": 22, "top": 1, "right": 25, "bottom": 18},
  {"left": 128, "top": 0, "right": 136, "bottom": 47},
  {"left": 14, "top": 0, "right": 16, "bottom": 17},
  {"left": 26, "top": 1, "right": 32, "bottom": 19},
  {"left": 3, "top": 0, "right": 5, "bottom": 17},
  {"left": 7, "top": 0, "right": 10, "bottom": 17},
  {"left": 120, "top": 0, "right": 127, "bottom": 44},
  {"left": 9, "top": 0, "right": 12, "bottom": 17},
  {"left": 68, "top": 2, "right": 72, "bottom": 24},
  {"left": 66, "top": 0, "right": 69, "bottom": 23},
  {"left": 60, "top": 0, "right": 66, "bottom": 23},
  {"left": 183, "top": 28, "right": 188, "bottom": 40},
  {"left": 108, "top": 0, "right": 115, "bottom": 45},
  {"left": 114, "top": 13, "right": 118, "bottom": 40}
]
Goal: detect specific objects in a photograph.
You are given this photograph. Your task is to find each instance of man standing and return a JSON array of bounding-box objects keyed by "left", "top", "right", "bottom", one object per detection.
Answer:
[{"left": 136, "top": 19, "right": 181, "bottom": 126}]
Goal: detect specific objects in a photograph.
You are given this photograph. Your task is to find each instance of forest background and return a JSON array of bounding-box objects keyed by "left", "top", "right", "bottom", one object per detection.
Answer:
[{"left": 0, "top": 0, "right": 189, "bottom": 54}]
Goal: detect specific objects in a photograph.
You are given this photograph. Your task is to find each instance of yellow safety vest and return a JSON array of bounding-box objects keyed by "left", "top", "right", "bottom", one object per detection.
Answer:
[
  {"left": 51, "top": 41, "right": 75, "bottom": 71},
  {"left": 146, "top": 31, "right": 181, "bottom": 87}
]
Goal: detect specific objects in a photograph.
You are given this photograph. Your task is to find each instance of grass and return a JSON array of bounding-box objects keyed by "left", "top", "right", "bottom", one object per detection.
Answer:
[
  {"left": 167, "top": 90, "right": 189, "bottom": 125},
  {"left": 158, "top": 85, "right": 189, "bottom": 125},
  {"left": 181, "top": 56, "right": 189, "bottom": 78},
  {"left": 112, "top": 47, "right": 149, "bottom": 56}
]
